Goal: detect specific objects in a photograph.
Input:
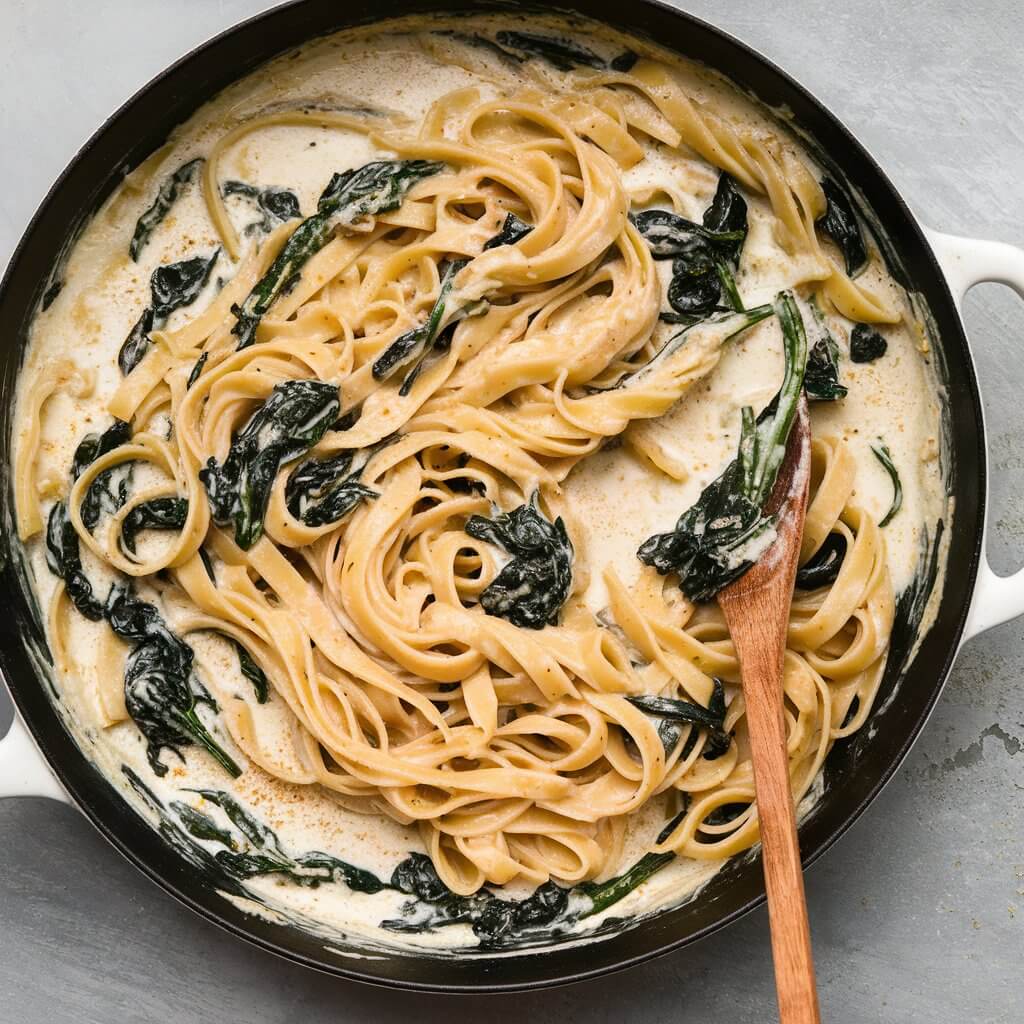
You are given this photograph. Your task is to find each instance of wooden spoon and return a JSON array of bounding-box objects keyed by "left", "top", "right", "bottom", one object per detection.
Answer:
[{"left": 718, "top": 394, "right": 819, "bottom": 1024}]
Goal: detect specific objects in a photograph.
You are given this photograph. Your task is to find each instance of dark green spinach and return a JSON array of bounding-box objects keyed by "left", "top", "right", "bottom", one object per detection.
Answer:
[
  {"left": 634, "top": 174, "right": 749, "bottom": 318},
  {"left": 130, "top": 158, "right": 203, "bottom": 261},
  {"left": 803, "top": 298, "right": 847, "bottom": 401},
  {"left": 465, "top": 494, "right": 574, "bottom": 629},
  {"left": 433, "top": 30, "right": 524, "bottom": 64},
  {"left": 172, "top": 801, "right": 238, "bottom": 849},
  {"left": 888, "top": 519, "right": 943, "bottom": 679},
  {"left": 123, "top": 767, "right": 383, "bottom": 896},
  {"left": 200, "top": 379, "right": 340, "bottom": 549},
  {"left": 871, "top": 441, "right": 902, "bottom": 527},
  {"left": 222, "top": 180, "right": 302, "bottom": 237},
  {"left": 183, "top": 789, "right": 385, "bottom": 892},
  {"left": 626, "top": 678, "right": 730, "bottom": 759},
  {"left": 482, "top": 212, "right": 533, "bottom": 251},
  {"left": 804, "top": 336, "right": 846, "bottom": 401},
  {"left": 105, "top": 584, "right": 240, "bottom": 779},
  {"left": 596, "top": 306, "right": 772, "bottom": 393},
  {"left": 45, "top": 419, "right": 132, "bottom": 619},
  {"left": 123, "top": 771, "right": 680, "bottom": 946},
  {"left": 41, "top": 278, "right": 63, "bottom": 310},
  {"left": 45, "top": 502, "right": 103, "bottom": 620},
  {"left": 374, "top": 215, "right": 533, "bottom": 393},
  {"left": 796, "top": 533, "right": 847, "bottom": 590},
  {"left": 121, "top": 497, "right": 188, "bottom": 555},
  {"left": 284, "top": 447, "right": 378, "bottom": 528},
  {"left": 186, "top": 351, "right": 208, "bottom": 389},
  {"left": 816, "top": 177, "right": 868, "bottom": 277},
  {"left": 494, "top": 30, "right": 605, "bottom": 70},
  {"left": 610, "top": 50, "right": 639, "bottom": 72},
  {"left": 849, "top": 322, "right": 888, "bottom": 363},
  {"left": 233, "top": 640, "right": 269, "bottom": 704},
  {"left": 383, "top": 843, "right": 677, "bottom": 944},
  {"left": 373, "top": 258, "right": 465, "bottom": 384},
  {"left": 119, "top": 251, "right": 220, "bottom": 375},
  {"left": 72, "top": 419, "right": 133, "bottom": 530},
  {"left": 637, "top": 291, "right": 808, "bottom": 601},
  {"left": 231, "top": 160, "right": 443, "bottom": 350}
]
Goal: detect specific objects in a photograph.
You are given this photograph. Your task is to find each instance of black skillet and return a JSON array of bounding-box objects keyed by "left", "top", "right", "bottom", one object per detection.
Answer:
[{"left": 1, "top": 0, "right": 1019, "bottom": 993}]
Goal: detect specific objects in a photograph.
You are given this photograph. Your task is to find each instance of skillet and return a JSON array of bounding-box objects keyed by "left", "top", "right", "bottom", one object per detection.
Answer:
[{"left": 2, "top": 0, "right": 1023, "bottom": 992}]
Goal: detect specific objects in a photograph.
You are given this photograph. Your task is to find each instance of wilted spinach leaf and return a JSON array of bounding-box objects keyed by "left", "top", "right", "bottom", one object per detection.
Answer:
[
  {"left": 222, "top": 180, "right": 301, "bottom": 237},
  {"left": 667, "top": 270, "right": 724, "bottom": 317},
  {"left": 45, "top": 502, "right": 103, "bottom": 620},
  {"left": 702, "top": 173, "right": 749, "bottom": 257},
  {"left": 433, "top": 30, "right": 525, "bottom": 64},
  {"left": 121, "top": 497, "right": 188, "bottom": 555},
  {"left": 200, "top": 379, "right": 340, "bottom": 549},
  {"left": 703, "top": 803, "right": 748, "bottom": 827},
  {"left": 626, "top": 678, "right": 731, "bottom": 758},
  {"left": 849, "top": 323, "right": 888, "bottom": 363},
  {"left": 637, "top": 291, "right": 808, "bottom": 601},
  {"left": 119, "top": 250, "right": 220, "bottom": 375},
  {"left": 803, "top": 302, "right": 847, "bottom": 402},
  {"left": 123, "top": 773, "right": 386, "bottom": 894},
  {"left": 72, "top": 419, "right": 133, "bottom": 530},
  {"left": 632, "top": 209, "right": 743, "bottom": 261},
  {"left": 41, "top": 278, "right": 63, "bottom": 310},
  {"left": 384, "top": 843, "right": 676, "bottom": 943},
  {"left": 610, "top": 50, "right": 639, "bottom": 72},
  {"left": 796, "top": 532, "right": 847, "bottom": 589},
  {"left": 494, "top": 30, "right": 605, "bottom": 70},
  {"left": 185, "top": 789, "right": 385, "bottom": 892},
  {"left": 871, "top": 441, "right": 902, "bottom": 527},
  {"left": 130, "top": 157, "right": 203, "bottom": 261},
  {"left": 170, "top": 801, "right": 238, "bottom": 849},
  {"left": 482, "top": 212, "right": 533, "bottom": 251},
  {"left": 465, "top": 494, "right": 573, "bottom": 629},
  {"left": 575, "top": 851, "right": 675, "bottom": 916},
  {"left": 70, "top": 419, "right": 132, "bottom": 484},
  {"left": 374, "top": 214, "right": 534, "bottom": 392},
  {"left": 119, "top": 309, "right": 156, "bottom": 377},
  {"left": 150, "top": 252, "right": 221, "bottom": 319},
  {"left": 816, "top": 177, "right": 868, "bottom": 277},
  {"left": 285, "top": 447, "right": 378, "bottom": 528},
  {"left": 128, "top": 772, "right": 680, "bottom": 947},
  {"left": 888, "top": 519, "right": 943, "bottom": 679},
  {"left": 596, "top": 306, "right": 773, "bottom": 393},
  {"left": 231, "top": 160, "right": 443, "bottom": 349},
  {"left": 186, "top": 351, "right": 208, "bottom": 389},
  {"left": 635, "top": 174, "right": 749, "bottom": 317},
  {"left": 233, "top": 641, "right": 268, "bottom": 704},
  {"left": 45, "top": 419, "right": 132, "bottom": 619},
  {"left": 105, "top": 584, "right": 240, "bottom": 778},
  {"left": 373, "top": 258, "right": 468, "bottom": 388}
]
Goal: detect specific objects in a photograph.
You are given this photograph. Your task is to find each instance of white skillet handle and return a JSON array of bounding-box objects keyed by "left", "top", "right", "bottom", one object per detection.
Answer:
[
  {"left": 925, "top": 227, "right": 1024, "bottom": 641},
  {"left": 0, "top": 709, "right": 70, "bottom": 803}
]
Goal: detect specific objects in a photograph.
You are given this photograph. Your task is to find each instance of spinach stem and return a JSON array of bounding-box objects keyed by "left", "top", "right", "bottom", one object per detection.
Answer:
[
  {"left": 578, "top": 851, "right": 676, "bottom": 918},
  {"left": 871, "top": 441, "right": 903, "bottom": 526},
  {"left": 716, "top": 261, "right": 744, "bottom": 312}
]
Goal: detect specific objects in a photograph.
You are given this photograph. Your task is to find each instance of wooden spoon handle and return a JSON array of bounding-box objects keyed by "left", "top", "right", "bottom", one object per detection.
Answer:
[{"left": 741, "top": 633, "right": 821, "bottom": 1024}]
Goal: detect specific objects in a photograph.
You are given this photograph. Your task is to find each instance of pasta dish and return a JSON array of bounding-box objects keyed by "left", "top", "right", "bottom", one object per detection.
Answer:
[{"left": 12, "top": 14, "right": 946, "bottom": 947}]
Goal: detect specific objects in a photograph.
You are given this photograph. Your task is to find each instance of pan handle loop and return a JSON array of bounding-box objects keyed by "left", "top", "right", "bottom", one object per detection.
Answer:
[
  {"left": 925, "top": 227, "right": 1024, "bottom": 641},
  {"left": 0, "top": 711, "right": 69, "bottom": 803}
]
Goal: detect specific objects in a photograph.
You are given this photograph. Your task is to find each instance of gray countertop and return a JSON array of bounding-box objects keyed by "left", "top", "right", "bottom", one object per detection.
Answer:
[{"left": 2, "top": 2, "right": 1023, "bottom": 1020}]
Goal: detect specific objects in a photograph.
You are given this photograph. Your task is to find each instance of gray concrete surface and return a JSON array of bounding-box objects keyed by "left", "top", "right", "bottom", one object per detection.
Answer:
[{"left": 2, "top": 1, "right": 1023, "bottom": 1020}]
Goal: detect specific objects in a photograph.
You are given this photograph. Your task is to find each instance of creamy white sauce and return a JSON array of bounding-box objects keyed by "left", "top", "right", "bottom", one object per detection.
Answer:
[{"left": 13, "top": 14, "right": 948, "bottom": 952}]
